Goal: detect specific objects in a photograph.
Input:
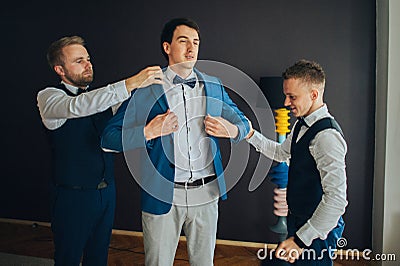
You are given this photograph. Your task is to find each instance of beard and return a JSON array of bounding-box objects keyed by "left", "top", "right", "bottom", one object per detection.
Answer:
[{"left": 64, "top": 69, "right": 94, "bottom": 88}]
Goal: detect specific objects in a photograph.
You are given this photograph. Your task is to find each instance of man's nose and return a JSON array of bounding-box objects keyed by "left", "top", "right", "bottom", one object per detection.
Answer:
[
  {"left": 284, "top": 96, "right": 290, "bottom": 106},
  {"left": 187, "top": 41, "right": 194, "bottom": 51},
  {"left": 85, "top": 60, "right": 92, "bottom": 69}
]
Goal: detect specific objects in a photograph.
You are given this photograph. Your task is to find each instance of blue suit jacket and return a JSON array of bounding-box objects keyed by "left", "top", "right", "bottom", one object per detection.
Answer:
[{"left": 101, "top": 69, "right": 250, "bottom": 215}]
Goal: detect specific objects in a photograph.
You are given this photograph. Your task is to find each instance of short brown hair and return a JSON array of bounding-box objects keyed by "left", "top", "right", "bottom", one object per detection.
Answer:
[
  {"left": 282, "top": 59, "right": 325, "bottom": 89},
  {"left": 46, "top": 36, "right": 85, "bottom": 68}
]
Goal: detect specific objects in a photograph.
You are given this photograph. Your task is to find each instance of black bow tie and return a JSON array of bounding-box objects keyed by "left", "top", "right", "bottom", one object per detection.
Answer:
[
  {"left": 297, "top": 117, "right": 309, "bottom": 127},
  {"left": 173, "top": 75, "right": 196, "bottom": 88},
  {"left": 76, "top": 88, "right": 87, "bottom": 95}
]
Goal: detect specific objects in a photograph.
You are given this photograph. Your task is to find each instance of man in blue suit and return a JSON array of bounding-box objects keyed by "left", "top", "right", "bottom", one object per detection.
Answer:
[{"left": 101, "top": 18, "right": 250, "bottom": 265}]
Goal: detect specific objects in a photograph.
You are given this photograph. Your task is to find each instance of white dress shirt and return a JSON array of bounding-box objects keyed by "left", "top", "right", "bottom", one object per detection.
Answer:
[
  {"left": 163, "top": 67, "right": 215, "bottom": 183},
  {"left": 37, "top": 80, "right": 129, "bottom": 130},
  {"left": 247, "top": 104, "right": 348, "bottom": 246}
]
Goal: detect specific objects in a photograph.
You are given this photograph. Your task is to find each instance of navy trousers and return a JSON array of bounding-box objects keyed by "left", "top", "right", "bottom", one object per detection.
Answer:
[
  {"left": 51, "top": 183, "right": 115, "bottom": 266},
  {"left": 262, "top": 215, "right": 345, "bottom": 266}
]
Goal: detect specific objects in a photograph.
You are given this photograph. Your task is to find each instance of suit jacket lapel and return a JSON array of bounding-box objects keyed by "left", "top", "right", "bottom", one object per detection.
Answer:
[
  {"left": 195, "top": 69, "right": 222, "bottom": 117},
  {"left": 149, "top": 84, "right": 169, "bottom": 111}
]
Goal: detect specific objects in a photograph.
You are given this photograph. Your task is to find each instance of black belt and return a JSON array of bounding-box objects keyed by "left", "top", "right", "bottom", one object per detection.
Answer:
[
  {"left": 174, "top": 175, "right": 217, "bottom": 189},
  {"left": 56, "top": 179, "right": 108, "bottom": 190}
]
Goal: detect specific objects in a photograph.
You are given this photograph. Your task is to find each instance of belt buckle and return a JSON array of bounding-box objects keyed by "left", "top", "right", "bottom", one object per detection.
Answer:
[{"left": 184, "top": 178, "right": 205, "bottom": 190}]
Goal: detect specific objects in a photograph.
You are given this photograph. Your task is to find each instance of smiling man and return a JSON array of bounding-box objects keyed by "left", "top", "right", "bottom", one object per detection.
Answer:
[
  {"left": 101, "top": 18, "right": 250, "bottom": 265},
  {"left": 246, "top": 60, "right": 348, "bottom": 265}
]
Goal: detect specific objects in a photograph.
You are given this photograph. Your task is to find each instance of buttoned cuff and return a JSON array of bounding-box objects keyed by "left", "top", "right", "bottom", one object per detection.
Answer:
[
  {"left": 246, "top": 130, "right": 263, "bottom": 152},
  {"left": 296, "top": 222, "right": 321, "bottom": 247}
]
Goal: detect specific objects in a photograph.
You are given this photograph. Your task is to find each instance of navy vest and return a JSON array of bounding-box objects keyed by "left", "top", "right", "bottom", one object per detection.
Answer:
[
  {"left": 287, "top": 117, "right": 343, "bottom": 218},
  {"left": 45, "top": 84, "right": 114, "bottom": 188}
]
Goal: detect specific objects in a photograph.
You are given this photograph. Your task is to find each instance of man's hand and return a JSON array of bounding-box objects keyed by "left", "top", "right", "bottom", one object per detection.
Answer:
[
  {"left": 125, "top": 66, "right": 163, "bottom": 92},
  {"left": 275, "top": 237, "right": 303, "bottom": 263},
  {"left": 144, "top": 110, "right": 178, "bottom": 140},
  {"left": 204, "top": 115, "right": 238, "bottom": 138}
]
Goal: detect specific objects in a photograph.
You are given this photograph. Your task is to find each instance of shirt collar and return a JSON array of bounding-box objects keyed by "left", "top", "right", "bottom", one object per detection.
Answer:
[
  {"left": 303, "top": 104, "right": 330, "bottom": 127},
  {"left": 61, "top": 81, "right": 88, "bottom": 95}
]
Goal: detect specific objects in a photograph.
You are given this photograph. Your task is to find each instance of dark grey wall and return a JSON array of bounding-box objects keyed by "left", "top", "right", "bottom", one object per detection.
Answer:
[{"left": 1, "top": 0, "right": 375, "bottom": 249}]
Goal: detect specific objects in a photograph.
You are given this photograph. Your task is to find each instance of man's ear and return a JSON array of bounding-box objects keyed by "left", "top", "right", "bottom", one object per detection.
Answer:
[
  {"left": 54, "top": 65, "right": 64, "bottom": 76},
  {"left": 163, "top": 42, "right": 170, "bottom": 55},
  {"left": 311, "top": 89, "right": 319, "bottom": 100}
]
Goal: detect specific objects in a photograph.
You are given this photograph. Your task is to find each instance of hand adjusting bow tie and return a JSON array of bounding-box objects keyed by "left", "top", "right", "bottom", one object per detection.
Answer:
[{"left": 173, "top": 75, "right": 196, "bottom": 88}]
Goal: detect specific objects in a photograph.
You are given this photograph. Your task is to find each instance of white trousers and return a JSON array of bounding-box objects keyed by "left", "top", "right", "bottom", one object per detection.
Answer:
[{"left": 142, "top": 182, "right": 220, "bottom": 266}]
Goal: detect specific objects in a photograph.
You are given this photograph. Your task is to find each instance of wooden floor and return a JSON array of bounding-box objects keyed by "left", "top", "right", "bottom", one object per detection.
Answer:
[{"left": 0, "top": 219, "right": 371, "bottom": 265}]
